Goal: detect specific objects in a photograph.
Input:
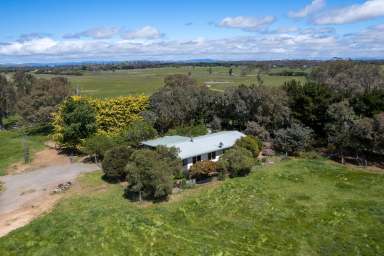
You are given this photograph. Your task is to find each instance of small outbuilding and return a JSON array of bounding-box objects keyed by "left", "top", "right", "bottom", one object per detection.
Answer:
[{"left": 141, "top": 131, "right": 245, "bottom": 169}]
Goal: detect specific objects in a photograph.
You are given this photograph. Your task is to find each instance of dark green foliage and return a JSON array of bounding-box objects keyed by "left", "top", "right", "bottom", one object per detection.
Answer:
[
  {"left": 218, "top": 147, "right": 255, "bottom": 177},
  {"left": 350, "top": 89, "right": 384, "bottom": 117},
  {"left": 273, "top": 123, "right": 313, "bottom": 156},
  {"left": 125, "top": 149, "right": 175, "bottom": 201},
  {"left": 218, "top": 85, "right": 290, "bottom": 131},
  {"left": 0, "top": 75, "right": 16, "bottom": 129},
  {"left": 60, "top": 98, "right": 97, "bottom": 148},
  {"left": 235, "top": 135, "right": 262, "bottom": 157},
  {"left": 16, "top": 75, "right": 72, "bottom": 124},
  {"left": 102, "top": 146, "right": 133, "bottom": 180},
  {"left": 119, "top": 121, "right": 158, "bottom": 146},
  {"left": 310, "top": 60, "right": 384, "bottom": 96},
  {"left": 82, "top": 135, "right": 119, "bottom": 160},
  {"left": 325, "top": 101, "right": 356, "bottom": 163},
  {"left": 150, "top": 74, "right": 216, "bottom": 131},
  {"left": 283, "top": 80, "right": 335, "bottom": 137},
  {"left": 155, "top": 146, "right": 183, "bottom": 176},
  {"left": 166, "top": 123, "right": 208, "bottom": 137}
]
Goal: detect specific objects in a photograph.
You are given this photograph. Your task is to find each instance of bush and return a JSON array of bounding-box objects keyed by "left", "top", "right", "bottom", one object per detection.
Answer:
[
  {"left": 166, "top": 123, "right": 208, "bottom": 137},
  {"left": 273, "top": 123, "right": 313, "bottom": 156},
  {"left": 244, "top": 122, "right": 270, "bottom": 141},
  {"left": 120, "top": 121, "right": 158, "bottom": 146},
  {"left": 125, "top": 149, "right": 175, "bottom": 201},
  {"left": 189, "top": 160, "right": 218, "bottom": 180},
  {"left": 218, "top": 147, "right": 255, "bottom": 177},
  {"left": 82, "top": 135, "right": 119, "bottom": 161},
  {"left": 54, "top": 97, "right": 97, "bottom": 149},
  {"left": 102, "top": 146, "right": 133, "bottom": 180},
  {"left": 235, "top": 135, "right": 262, "bottom": 157}
]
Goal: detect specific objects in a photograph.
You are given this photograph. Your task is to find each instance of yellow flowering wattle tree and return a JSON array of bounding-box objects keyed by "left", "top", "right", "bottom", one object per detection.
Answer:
[{"left": 51, "top": 95, "right": 149, "bottom": 146}]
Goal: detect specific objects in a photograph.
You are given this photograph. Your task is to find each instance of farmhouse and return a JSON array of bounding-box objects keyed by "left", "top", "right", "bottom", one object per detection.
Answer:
[{"left": 142, "top": 131, "right": 245, "bottom": 169}]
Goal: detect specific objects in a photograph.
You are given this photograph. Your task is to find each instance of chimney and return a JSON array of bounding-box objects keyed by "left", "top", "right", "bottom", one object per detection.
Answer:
[{"left": 219, "top": 142, "right": 223, "bottom": 148}]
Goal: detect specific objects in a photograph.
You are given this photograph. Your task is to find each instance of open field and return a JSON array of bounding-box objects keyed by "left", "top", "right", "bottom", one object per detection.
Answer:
[
  {"left": 0, "top": 159, "right": 383, "bottom": 255},
  {"left": 0, "top": 131, "right": 46, "bottom": 176},
  {"left": 35, "top": 66, "right": 307, "bottom": 97}
]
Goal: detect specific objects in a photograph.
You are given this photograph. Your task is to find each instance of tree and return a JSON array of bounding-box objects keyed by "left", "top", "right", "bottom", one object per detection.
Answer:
[
  {"left": 166, "top": 123, "right": 207, "bottom": 137},
  {"left": 325, "top": 101, "right": 356, "bottom": 164},
  {"left": 273, "top": 123, "right": 313, "bottom": 156},
  {"left": 218, "top": 147, "right": 255, "bottom": 177},
  {"left": 235, "top": 135, "right": 262, "bottom": 157},
  {"left": 60, "top": 98, "right": 97, "bottom": 148},
  {"left": 102, "top": 146, "right": 133, "bottom": 180},
  {"left": 16, "top": 77, "right": 72, "bottom": 125},
  {"left": 218, "top": 85, "right": 290, "bottom": 131},
  {"left": 120, "top": 121, "right": 158, "bottom": 146},
  {"left": 189, "top": 160, "right": 218, "bottom": 180},
  {"left": 350, "top": 89, "right": 384, "bottom": 117},
  {"left": 0, "top": 75, "right": 16, "bottom": 129},
  {"left": 228, "top": 68, "right": 233, "bottom": 76},
  {"left": 82, "top": 134, "right": 119, "bottom": 162},
  {"left": 125, "top": 149, "right": 175, "bottom": 201},
  {"left": 244, "top": 121, "right": 270, "bottom": 141},
  {"left": 310, "top": 61, "right": 384, "bottom": 96},
  {"left": 283, "top": 80, "right": 335, "bottom": 137},
  {"left": 208, "top": 67, "right": 212, "bottom": 75},
  {"left": 150, "top": 75, "right": 216, "bottom": 131}
]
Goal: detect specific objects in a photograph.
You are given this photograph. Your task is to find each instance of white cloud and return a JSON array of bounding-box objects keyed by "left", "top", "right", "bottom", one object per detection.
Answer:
[
  {"left": 121, "top": 26, "right": 162, "bottom": 40},
  {"left": 289, "top": 0, "right": 326, "bottom": 18},
  {"left": 218, "top": 16, "right": 276, "bottom": 31},
  {"left": 64, "top": 27, "right": 119, "bottom": 39},
  {"left": 1, "top": 24, "right": 384, "bottom": 62},
  {"left": 314, "top": 0, "right": 384, "bottom": 25}
]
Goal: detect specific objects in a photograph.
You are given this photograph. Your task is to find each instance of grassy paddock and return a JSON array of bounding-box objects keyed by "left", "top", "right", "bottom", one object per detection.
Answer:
[
  {"left": 0, "top": 131, "right": 46, "bottom": 175},
  {"left": 0, "top": 159, "right": 383, "bottom": 255},
  {"left": 35, "top": 66, "right": 307, "bottom": 97}
]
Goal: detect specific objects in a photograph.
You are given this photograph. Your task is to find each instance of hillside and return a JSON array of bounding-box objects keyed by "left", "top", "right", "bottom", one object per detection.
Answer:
[{"left": 0, "top": 159, "right": 383, "bottom": 255}]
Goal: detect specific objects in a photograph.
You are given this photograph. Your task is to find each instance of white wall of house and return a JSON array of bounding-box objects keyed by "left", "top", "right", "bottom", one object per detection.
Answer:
[{"left": 182, "top": 149, "right": 224, "bottom": 170}]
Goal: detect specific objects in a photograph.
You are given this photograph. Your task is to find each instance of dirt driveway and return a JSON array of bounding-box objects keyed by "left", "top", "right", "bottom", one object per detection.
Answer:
[{"left": 0, "top": 162, "right": 97, "bottom": 237}]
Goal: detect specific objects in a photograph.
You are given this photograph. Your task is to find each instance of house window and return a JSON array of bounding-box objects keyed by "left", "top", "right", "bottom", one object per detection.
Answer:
[
  {"left": 192, "top": 155, "right": 201, "bottom": 164},
  {"left": 182, "top": 159, "right": 188, "bottom": 166},
  {"left": 208, "top": 151, "right": 216, "bottom": 160}
]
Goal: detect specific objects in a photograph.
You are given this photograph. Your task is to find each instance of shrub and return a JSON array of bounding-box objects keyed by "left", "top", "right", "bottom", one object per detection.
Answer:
[
  {"left": 166, "top": 123, "right": 208, "bottom": 137},
  {"left": 102, "top": 146, "right": 133, "bottom": 180},
  {"left": 273, "top": 123, "right": 313, "bottom": 156},
  {"left": 120, "top": 121, "right": 158, "bottom": 146},
  {"left": 52, "top": 96, "right": 149, "bottom": 146},
  {"left": 82, "top": 134, "right": 119, "bottom": 161},
  {"left": 244, "top": 121, "right": 270, "bottom": 141},
  {"left": 189, "top": 160, "right": 218, "bottom": 180},
  {"left": 235, "top": 135, "right": 262, "bottom": 157},
  {"left": 125, "top": 149, "right": 174, "bottom": 201},
  {"left": 218, "top": 147, "right": 255, "bottom": 177},
  {"left": 53, "top": 97, "right": 97, "bottom": 149}
]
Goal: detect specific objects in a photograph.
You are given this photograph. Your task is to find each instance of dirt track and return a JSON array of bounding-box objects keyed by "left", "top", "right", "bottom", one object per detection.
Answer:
[{"left": 0, "top": 162, "right": 96, "bottom": 237}]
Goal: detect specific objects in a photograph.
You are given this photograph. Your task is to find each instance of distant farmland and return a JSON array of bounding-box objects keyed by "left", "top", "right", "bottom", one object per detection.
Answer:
[{"left": 34, "top": 66, "right": 307, "bottom": 97}]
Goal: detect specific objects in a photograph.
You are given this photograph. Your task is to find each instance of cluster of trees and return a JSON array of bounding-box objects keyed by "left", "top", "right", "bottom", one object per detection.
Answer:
[
  {"left": 0, "top": 71, "right": 72, "bottom": 131},
  {"left": 145, "top": 61, "right": 384, "bottom": 163}
]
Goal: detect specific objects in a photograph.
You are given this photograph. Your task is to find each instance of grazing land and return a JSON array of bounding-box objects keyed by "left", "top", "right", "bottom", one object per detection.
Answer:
[
  {"left": 0, "top": 159, "right": 383, "bottom": 255},
  {"left": 0, "top": 131, "right": 46, "bottom": 176},
  {"left": 35, "top": 66, "right": 307, "bottom": 97}
]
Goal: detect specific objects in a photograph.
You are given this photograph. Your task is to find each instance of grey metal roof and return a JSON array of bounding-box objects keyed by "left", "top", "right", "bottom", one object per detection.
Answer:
[{"left": 142, "top": 131, "right": 245, "bottom": 159}]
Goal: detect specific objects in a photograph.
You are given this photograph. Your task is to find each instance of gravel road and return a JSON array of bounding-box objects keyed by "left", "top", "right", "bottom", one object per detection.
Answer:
[{"left": 0, "top": 163, "right": 97, "bottom": 215}]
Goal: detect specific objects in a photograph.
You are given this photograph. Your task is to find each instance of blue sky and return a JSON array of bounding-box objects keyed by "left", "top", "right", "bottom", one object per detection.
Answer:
[{"left": 0, "top": 0, "right": 384, "bottom": 63}]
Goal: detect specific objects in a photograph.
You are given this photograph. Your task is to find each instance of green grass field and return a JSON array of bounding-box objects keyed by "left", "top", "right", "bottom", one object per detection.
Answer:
[
  {"left": 0, "top": 131, "right": 46, "bottom": 175},
  {"left": 1, "top": 159, "right": 383, "bottom": 255},
  {"left": 35, "top": 66, "right": 307, "bottom": 97}
]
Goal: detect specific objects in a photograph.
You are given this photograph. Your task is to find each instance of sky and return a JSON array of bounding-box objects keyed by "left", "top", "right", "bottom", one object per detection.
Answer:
[{"left": 0, "top": 0, "right": 384, "bottom": 63}]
